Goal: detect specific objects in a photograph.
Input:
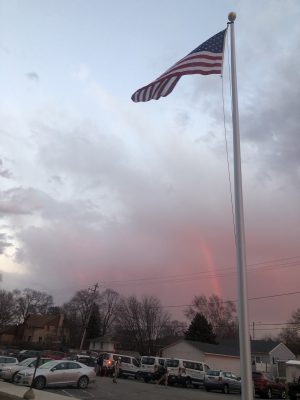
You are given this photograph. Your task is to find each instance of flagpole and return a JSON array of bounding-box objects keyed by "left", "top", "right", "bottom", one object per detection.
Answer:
[{"left": 228, "top": 12, "right": 253, "bottom": 400}]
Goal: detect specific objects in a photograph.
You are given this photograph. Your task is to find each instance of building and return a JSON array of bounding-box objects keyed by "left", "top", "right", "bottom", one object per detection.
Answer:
[
  {"left": 22, "top": 314, "right": 69, "bottom": 346},
  {"left": 161, "top": 339, "right": 295, "bottom": 377},
  {"left": 89, "top": 335, "right": 118, "bottom": 352}
]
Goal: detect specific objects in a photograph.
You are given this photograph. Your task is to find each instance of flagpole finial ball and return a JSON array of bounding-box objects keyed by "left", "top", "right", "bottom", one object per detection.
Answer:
[{"left": 228, "top": 12, "right": 236, "bottom": 22}]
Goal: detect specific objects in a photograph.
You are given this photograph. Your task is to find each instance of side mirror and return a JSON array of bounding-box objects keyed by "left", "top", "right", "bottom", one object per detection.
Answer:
[{"left": 51, "top": 367, "right": 57, "bottom": 372}]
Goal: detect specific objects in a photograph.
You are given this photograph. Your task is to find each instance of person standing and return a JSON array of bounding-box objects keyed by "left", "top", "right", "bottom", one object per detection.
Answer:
[
  {"left": 112, "top": 357, "right": 121, "bottom": 383},
  {"left": 96, "top": 353, "right": 104, "bottom": 376}
]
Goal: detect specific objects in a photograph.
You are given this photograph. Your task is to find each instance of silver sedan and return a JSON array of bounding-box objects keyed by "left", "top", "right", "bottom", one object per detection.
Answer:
[
  {"left": 0, "top": 357, "right": 52, "bottom": 382},
  {"left": 14, "top": 360, "right": 96, "bottom": 390}
]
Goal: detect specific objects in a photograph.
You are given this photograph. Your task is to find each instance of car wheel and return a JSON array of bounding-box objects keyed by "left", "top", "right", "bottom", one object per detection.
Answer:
[
  {"left": 185, "top": 377, "right": 192, "bottom": 388},
  {"left": 77, "top": 376, "right": 89, "bottom": 389},
  {"left": 12, "top": 372, "right": 19, "bottom": 383},
  {"left": 205, "top": 386, "right": 211, "bottom": 392},
  {"left": 281, "top": 389, "right": 287, "bottom": 399},
  {"left": 266, "top": 387, "right": 272, "bottom": 399},
  {"left": 34, "top": 376, "right": 46, "bottom": 390},
  {"left": 223, "top": 384, "right": 230, "bottom": 394}
]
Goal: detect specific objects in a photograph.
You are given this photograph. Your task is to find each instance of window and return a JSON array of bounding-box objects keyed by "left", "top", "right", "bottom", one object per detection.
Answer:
[
  {"left": 132, "top": 358, "right": 139, "bottom": 367},
  {"left": 121, "top": 356, "right": 130, "bottom": 364},
  {"left": 159, "top": 359, "right": 165, "bottom": 366},
  {"left": 166, "top": 359, "right": 179, "bottom": 368},
  {"left": 67, "top": 362, "right": 81, "bottom": 369},
  {"left": 141, "top": 357, "right": 155, "bottom": 365},
  {"left": 54, "top": 362, "right": 67, "bottom": 370}
]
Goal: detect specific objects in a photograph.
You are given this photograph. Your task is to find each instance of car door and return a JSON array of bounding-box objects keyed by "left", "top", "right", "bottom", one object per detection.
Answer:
[
  {"left": 229, "top": 373, "right": 240, "bottom": 391},
  {"left": 47, "top": 362, "right": 69, "bottom": 385},
  {"left": 64, "top": 362, "right": 83, "bottom": 384}
]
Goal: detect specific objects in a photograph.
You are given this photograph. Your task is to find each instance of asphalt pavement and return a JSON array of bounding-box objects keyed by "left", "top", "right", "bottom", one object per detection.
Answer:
[{"left": 1, "top": 376, "right": 242, "bottom": 400}]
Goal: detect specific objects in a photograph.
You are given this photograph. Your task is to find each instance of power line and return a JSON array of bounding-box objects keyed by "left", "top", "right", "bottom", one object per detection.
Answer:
[
  {"left": 101, "top": 255, "right": 300, "bottom": 287},
  {"left": 160, "top": 289, "right": 300, "bottom": 309}
]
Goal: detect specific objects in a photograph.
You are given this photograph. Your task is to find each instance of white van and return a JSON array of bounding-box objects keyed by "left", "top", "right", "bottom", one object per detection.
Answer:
[
  {"left": 138, "top": 356, "right": 166, "bottom": 382},
  {"left": 166, "top": 358, "right": 210, "bottom": 388},
  {"left": 102, "top": 353, "right": 140, "bottom": 378}
]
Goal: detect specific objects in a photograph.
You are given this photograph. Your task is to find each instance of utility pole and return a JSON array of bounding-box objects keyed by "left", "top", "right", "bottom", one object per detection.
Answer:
[{"left": 79, "top": 283, "right": 99, "bottom": 351}]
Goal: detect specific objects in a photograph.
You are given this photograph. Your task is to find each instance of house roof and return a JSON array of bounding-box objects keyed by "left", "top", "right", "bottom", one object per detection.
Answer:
[
  {"left": 163, "top": 338, "right": 285, "bottom": 358},
  {"left": 25, "top": 314, "right": 61, "bottom": 328},
  {"left": 251, "top": 339, "right": 281, "bottom": 354},
  {"left": 89, "top": 334, "right": 118, "bottom": 343}
]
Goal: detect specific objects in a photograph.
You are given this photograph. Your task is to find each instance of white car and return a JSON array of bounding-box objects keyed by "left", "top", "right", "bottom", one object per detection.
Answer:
[
  {"left": 0, "top": 357, "right": 51, "bottom": 382},
  {"left": 0, "top": 356, "right": 18, "bottom": 368},
  {"left": 14, "top": 360, "right": 96, "bottom": 389}
]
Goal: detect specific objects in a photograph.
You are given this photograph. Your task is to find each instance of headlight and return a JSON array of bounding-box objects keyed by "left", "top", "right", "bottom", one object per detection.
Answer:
[{"left": 23, "top": 372, "right": 34, "bottom": 377}]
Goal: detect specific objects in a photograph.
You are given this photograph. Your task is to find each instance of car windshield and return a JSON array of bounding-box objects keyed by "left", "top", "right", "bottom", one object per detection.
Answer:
[{"left": 19, "top": 358, "right": 35, "bottom": 366}]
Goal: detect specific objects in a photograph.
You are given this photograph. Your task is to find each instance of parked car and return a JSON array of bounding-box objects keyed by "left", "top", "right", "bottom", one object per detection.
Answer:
[
  {"left": 204, "top": 369, "right": 241, "bottom": 394},
  {"left": 41, "top": 350, "right": 67, "bottom": 360},
  {"left": 102, "top": 353, "right": 140, "bottom": 378},
  {"left": 0, "top": 356, "right": 18, "bottom": 368},
  {"left": 252, "top": 371, "right": 287, "bottom": 399},
  {"left": 69, "top": 354, "right": 97, "bottom": 368},
  {"left": 138, "top": 356, "right": 166, "bottom": 382},
  {"left": 0, "top": 357, "right": 52, "bottom": 382},
  {"left": 17, "top": 350, "right": 41, "bottom": 362},
  {"left": 14, "top": 360, "right": 96, "bottom": 389},
  {"left": 165, "top": 357, "right": 210, "bottom": 388}
]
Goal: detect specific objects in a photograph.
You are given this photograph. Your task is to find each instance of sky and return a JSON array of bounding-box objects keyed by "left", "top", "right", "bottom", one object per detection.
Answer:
[{"left": 0, "top": 0, "right": 300, "bottom": 339}]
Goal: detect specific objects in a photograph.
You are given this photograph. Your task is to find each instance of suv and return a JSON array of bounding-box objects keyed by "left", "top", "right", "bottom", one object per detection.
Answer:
[
  {"left": 204, "top": 370, "right": 241, "bottom": 394},
  {"left": 18, "top": 350, "right": 41, "bottom": 362},
  {"left": 252, "top": 372, "right": 287, "bottom": 399}
]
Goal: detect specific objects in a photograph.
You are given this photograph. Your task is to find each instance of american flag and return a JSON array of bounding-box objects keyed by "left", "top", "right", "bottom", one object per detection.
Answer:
[{"left": 131, "top": 29, "right": 227, "bottom": 103}]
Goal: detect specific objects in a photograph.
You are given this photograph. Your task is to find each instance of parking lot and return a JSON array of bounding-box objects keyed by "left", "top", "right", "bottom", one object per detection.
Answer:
[{"left": 44, "top": 376, "right": 242, "bottom": 400}]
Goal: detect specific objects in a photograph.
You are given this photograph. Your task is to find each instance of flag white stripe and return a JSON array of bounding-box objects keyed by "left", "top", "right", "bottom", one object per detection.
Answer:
[{"left": 160, "top": 76, "right": 178, "bottom": 97}]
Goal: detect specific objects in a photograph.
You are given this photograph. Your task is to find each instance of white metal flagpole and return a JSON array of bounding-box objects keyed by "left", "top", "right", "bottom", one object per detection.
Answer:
[{"left": 228, "top": 12, "right": 253, "bottom": 400}]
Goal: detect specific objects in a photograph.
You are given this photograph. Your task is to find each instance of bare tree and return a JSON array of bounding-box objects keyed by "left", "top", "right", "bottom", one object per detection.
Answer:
[
  {"left": 185, "top": 294, "right": 238, "bottom": 339},
  {"left": 0, "top": 290, "right": 18, "bottom": 328},
  {"left": 62, "top": 289, "right": 100, "bottom": 346},
  {"left": 279, "top": 308, "right": 300, "bottom": 355},
  {"left": 97, "top": 288, "right": 120, "bottom": 336},
  {"left": 15, "top": 288, "right": 53, "bottom": 322},
  {"left": 115, "top": 295, "right": 170, "bottom": 355}
]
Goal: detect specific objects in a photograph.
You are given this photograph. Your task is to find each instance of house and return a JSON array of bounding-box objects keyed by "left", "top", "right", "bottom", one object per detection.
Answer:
[
  {"left": 89, "top": 335, "right": 118, "bottom": 353},
  {"left": 0, "top": 325, "right": 23, "bottom": 345},
  {"left": 161, "top": 339, "right": 295, "bottom": 377},
  {"left": 22, "top": 314, "right": 69, "bottom": 346}
]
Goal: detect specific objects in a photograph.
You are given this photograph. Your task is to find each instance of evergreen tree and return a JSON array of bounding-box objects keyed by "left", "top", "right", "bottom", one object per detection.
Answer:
[{"left": 185, "top": 313, "right": 217, "bottom": 343}]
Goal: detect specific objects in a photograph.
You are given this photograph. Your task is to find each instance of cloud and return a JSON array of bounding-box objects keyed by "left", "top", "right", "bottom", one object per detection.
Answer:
[
  {"left": 0, "top": 159, "right": 12, "bottom": 179},
  {"left": 25, "top": 72, "right": 39, "bottom": 81},
  {"left": 0, "top": 232, "right": 12, "bottom": 254}
]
